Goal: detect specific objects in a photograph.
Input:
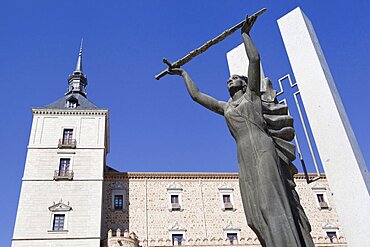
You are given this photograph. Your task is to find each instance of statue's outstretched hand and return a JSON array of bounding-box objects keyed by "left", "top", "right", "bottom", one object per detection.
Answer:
[
  {"left": 168, "top": 67, "right": 186, "bottom": 77},
  {"left": 241, "top": 15, "right": 257, "bottom": 35}
]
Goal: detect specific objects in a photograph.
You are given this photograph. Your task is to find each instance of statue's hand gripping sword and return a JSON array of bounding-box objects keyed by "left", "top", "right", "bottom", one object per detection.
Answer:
[{"left": 155, "top": 8, "right": 266, "bottom": 80}]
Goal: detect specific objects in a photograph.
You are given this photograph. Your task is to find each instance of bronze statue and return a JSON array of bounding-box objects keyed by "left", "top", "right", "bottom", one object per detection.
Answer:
[{"left": 167, "top": 15, "right": 314, "bottom": 247}]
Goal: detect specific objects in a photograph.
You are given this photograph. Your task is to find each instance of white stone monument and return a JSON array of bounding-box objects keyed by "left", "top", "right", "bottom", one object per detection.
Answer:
[
  {"left": 226, "top": 43, "right": 264, "bottom": 78},
  {"left": 227, "top": 7, "right": 370, "bottom": 247}
]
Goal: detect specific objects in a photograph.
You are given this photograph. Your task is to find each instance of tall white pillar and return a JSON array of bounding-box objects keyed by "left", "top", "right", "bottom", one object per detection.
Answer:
[
  {"left": 226, "top": 43, "right": 264, "bottom": 78},
  {"left": 278, "top": 7, "right": 370, "bottom": 247}
]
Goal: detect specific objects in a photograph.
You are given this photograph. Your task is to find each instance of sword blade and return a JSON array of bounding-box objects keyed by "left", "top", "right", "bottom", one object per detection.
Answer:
[{"left": 155, "top": 8, "right": 267, "bottom": 80}]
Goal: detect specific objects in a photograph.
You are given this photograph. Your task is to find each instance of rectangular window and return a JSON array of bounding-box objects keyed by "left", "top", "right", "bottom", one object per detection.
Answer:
[
  {"left": 170, "top": 195, "right": 180, "bottom": 211},
  {"left": 172, "top": 234, "right": 183, "bottom": 245},
  {"left": 67, "top": 101, "right": 77, "bottom": 109},
  {"left": 62, "top": 129, "right": 73, "bottom": 144},
  {"left": 171, "top": 195, "right": 179, "bottom": 204},
  {"left": 317, "top": 194, "right": 325, "bottom": 202},
  {"left": 223, "top": 194, "right": 233, "bottom": 210},
  {"left": 114, "top": 195, "right": 124, "bottom": 210},
  {"left": 317, "top": 193, "right": 329, "bottom": 209},
  {"left": 227, "top": 233, "right": 238, "bottom": 245},
  {"left": 52, "top": 214, "right": 65, "bottom": 231},
  {"left": 326, "top": 231, "right": 337, "bottom": 243},
  {"left": 59, "top": 158, "right": 70, "bottom": 176},
  {"left": 223, "top": 195, "right": 231, "bottom": 203}
]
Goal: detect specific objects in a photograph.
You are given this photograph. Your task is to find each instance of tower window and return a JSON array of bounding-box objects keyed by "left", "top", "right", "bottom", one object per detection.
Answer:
[
  {"left": 62, "top": 129, "right": 73, "bottom": 144},
  {"left": 172, "top": 234, "right": 183, "bottom": 245},
  {"left": 58, "top": 129, "right": 76, "bottom": 149},
  {"left": 54, "top": 158, "right": 73, "bottom": 180},
  {"left": 59, "top": 158, "right": 70, "bottom": 176},
  {"left": 114, "top": 195, "right": 124, "bottom": 210},
  {"left": 66, "top": 100, "right": 77, "bottom": 108},
  {"left": 52, "top": 214, "right": 65, "bottom": 231}
]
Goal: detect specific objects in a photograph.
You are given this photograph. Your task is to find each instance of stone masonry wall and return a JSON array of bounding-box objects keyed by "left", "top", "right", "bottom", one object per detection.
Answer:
[{"left": 103, "top": 172, "right": 346, "bottom": 246}]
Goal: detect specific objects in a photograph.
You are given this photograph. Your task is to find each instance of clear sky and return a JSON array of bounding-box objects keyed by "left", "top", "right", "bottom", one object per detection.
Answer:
[{"left": 1, "top": 0, "right": 369, "bottom": 245}]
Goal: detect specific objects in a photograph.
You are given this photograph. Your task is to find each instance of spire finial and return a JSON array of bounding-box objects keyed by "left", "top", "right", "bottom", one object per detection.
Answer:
[{"left": 75, "top": 38, "right": 83, "bottom": 72}]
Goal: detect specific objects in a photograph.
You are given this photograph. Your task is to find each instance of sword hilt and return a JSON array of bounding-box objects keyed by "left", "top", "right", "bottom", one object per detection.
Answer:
[
  {"left": 163, "top": 58, "right": 173, "bottom": 68},
  {"left": 155, "top": 58, "right": 177, "bottom": 80}
]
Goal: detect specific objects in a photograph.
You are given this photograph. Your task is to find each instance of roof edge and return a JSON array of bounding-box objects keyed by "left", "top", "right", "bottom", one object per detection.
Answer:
[{"left": 104, "top": 171, "right": 326, "bottom": 180}]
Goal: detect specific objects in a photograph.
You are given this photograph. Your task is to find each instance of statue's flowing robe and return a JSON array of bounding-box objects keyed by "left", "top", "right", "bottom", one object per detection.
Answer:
[{"left": 224, "top": 78, "right": 314, "bottom": 247}]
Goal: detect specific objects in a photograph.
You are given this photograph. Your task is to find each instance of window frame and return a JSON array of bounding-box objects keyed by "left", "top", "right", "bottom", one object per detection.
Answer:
[
  {"left": 311, "top": 185, "right": 331, "bottom": 210},
  {"left": 218, "top": 185, "right": 235, "bottom": 211},
  {"left": 54, "top": 154, "right": 74, "bottom": 180},
  {"left": 114, "top": 194, "right": 124, "bottom": 210},
  {"left": 223, "top": 194, "right": 231, "bottom": 203},
  {"left": 322, "top": 221, "right": 339, "bottom": 243},
  {"left": 167, "top": 183, "right": 183, "bottom": 212},
  {"left": 48, "top": 202, "right": 71, "bottom": 233},
  {"left": 111, "top": 190, "right": 126, "bottom": 210},
  {"left": 52, "top": 214, "right": 65, "bottom": 231},
  {"left": 168, "top": 222, "right": 186, "bottom": 246},
  {"left": 59, "top": 158, "right": 71, "bottom": 173},
  {"left": 223, "top": 221, "right": 241, "bottom": 243},
  {"left": 58, "top": 126, "right": 76, "bottom": 149},
  {"left": 62, "top": 129, "right": 74, "bottom": 144}
]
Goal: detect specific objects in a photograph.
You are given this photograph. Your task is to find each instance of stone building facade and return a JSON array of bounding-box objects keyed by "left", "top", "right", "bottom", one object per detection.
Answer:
[{"left": 102, "top": 172, "right": 347, "bottom": 247}]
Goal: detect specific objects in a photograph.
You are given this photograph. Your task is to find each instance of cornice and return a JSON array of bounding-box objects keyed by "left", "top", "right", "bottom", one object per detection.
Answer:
[
  {"left": 104, "top": 171, "right": 326, "bottom": 180},
  {"left": 105, "top": 172, "right": 238, "bottom": 180},
  {"left": 32, "top": 108, "right": 108, "bottom": 116}
]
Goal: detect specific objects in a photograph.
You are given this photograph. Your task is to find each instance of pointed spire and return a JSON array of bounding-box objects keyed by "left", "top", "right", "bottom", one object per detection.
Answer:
[
  {"left": 75, "top": 38, "right": 83, "bottom": 72},
  {"left": 66, "top": 39, "right": 88, "bottom": 97}
]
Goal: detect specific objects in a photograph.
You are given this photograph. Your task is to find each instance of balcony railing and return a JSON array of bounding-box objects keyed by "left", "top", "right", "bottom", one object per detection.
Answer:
[
  {"left": 224, "top": 202, "right": 234, "bottom": 210},
  {"left": 54, "top": 170, "right": 74, "bottom": 180},
  {"left": 171, "top": 203, "right": 181, "bottom": 210},
  {"left": 319, "top": 201, "right": 329, "bottom": 209},
  {"left": 58, "top": 139, "right": 76, "bottom": 149}
]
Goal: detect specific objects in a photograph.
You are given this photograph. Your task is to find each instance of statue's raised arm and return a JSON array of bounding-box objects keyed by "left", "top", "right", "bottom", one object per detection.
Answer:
[{"left": 241, "top": 15, "right": 261, "bottom": 96}]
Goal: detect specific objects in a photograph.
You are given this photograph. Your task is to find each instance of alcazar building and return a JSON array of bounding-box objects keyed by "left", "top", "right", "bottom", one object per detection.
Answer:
[{"left": 12, "top": 45, "right": 348, "bottom": 247}]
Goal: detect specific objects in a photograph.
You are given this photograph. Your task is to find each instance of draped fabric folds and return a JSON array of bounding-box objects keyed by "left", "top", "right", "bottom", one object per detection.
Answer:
[
  {"left": 261, "top": 78, "right": 297, "bottom": 173},
  {"left": 261, "top": 78, "right": 313, "bottom": 246}
]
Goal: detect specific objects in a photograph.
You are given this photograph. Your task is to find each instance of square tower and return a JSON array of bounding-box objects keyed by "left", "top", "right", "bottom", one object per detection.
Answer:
[{"left": 12, "top": 43, "right": 109, "bottom": 246}]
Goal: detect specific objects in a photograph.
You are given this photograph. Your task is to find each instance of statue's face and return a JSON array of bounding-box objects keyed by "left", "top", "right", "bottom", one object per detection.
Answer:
[{"left": 227, "top": 75, "right": 245, "bottom": 90}]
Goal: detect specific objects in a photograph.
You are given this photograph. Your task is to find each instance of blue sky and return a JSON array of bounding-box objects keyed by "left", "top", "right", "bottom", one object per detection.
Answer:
[{"left": 1, "top": 1, "right": 370, "bottom": 245}]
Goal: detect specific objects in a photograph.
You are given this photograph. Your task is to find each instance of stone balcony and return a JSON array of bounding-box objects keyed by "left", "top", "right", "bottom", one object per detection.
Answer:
[
  {"left": 58, "top": 139, "right": 76, "bottom": 149},
  {"left": 53, "top": 170, "right": 74, "bottom": 180}
]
